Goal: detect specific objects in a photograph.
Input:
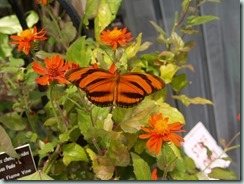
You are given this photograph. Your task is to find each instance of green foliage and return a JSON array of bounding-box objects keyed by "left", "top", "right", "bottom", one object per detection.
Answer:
[
  {"left": 0, "top": 0, "right": 238, "bottom": 181},
  {"left": 131, "top": 152, "right": 151, "bottom": 180},
  {"left": 208, "top": 167, "right": 237, "bottom": 180}
]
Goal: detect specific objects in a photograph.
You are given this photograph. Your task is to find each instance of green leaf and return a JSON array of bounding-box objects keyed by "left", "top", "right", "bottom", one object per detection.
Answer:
[
  {"left": 150, "top": 21, "right": 167, "bottom": 44},
  {"left": 158, "top": 51, "right": 175, "bottom": 63},
  {"left": 173, "top": 95, "right": 214, "bottom": 106},
  {"left": 9, "top": 56, "right": 25, "bottom": 67},
  {"left": 184, "top": 156, "right": 198, "bottom": 174},
  {"left": 18, "top": 171, "right": 54, "bottom": 180},
  {"left": 82, "top": 0, "right": 100, "bottom": 27},
  {"left": 26, "top": 10, "right": 39, "bottom": 28},
  {"left": 65, "top": 36, "right": 95, "bottom": 67},
  {"left": 0, "top": 125, "right": 20, "bottom": 158},
  {"left": 170, "top": 32, "right": 184, "bottom": 50},
  {"left": 157, "top": 144, "right": 179, "bottom": 171},
  {"left": 113, "top": 99, "right": 158, "bottom": 133},
  {"left": 157, "top": 102, "right": 185, "bottom": 124},
  {"left": 60, "top": 21, "right": 77, "bottom": 45},
  {"left": 0, "top": 15, "right": 22, "bottom": 34},
  {"left": 187, "top": 15, "right": 219, "bottom": 26},
  {"left": 131, "top": 152, "right": 151, "bottom": 180},
  {"left": 94, "top": 0, "right": 122, "bottom": 40},
  {"left": 125, "top": 33, "right": 142, "bottom": 59},
  {"left": 77, "top": 108, "right": 93, "bottom": 139},
  {"left": 0, "top": 33, "right": 12, "bottom": 59},
  {"left": 59, "top": 125, "right": 79, "bottom": 142},
  {"left": 171, "top": 73, "right": 188, "bottom": 92},
  {"left": 160, "top": 63, "right": 179, "bottom": 84},
  {"left": 35, "top": 50, "right": 66, "bottom": 60},
  {"left": 181, "top": 0, "right": 190, "bottom": 11},
  {"left": 86, "top": 148, "right": 114, "bottom": 180},
  {"left": 106, "top": 140, "right": 130, "bottom": 167},
  {"left": 0, "top": 112, "right": 27, "bottom": 131},
  {"left": 62, "top": 143, "right": 88, "bottom": 166},
  {"left": 38, "top": 141, "right": 54, "bottom": 155},
  {"left": 208, "top": 167, "right": 237, "bottom": 180}
]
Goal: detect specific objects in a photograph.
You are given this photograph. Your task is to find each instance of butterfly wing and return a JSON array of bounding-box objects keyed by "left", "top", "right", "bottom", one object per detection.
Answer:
[
  {"left": 65, "top": 67, "right": 116, "bottom": 107},
  {"left": 116, "top": 72, "right": 165, "bottom": 108}
]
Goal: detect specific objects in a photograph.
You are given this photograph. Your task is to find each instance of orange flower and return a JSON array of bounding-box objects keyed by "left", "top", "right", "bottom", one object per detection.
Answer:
[
  {"left": 9, "top": 26, "right": 47, "bottom": 55},
  {"left": 35, "top": 0, "right": 48, "bottom": 5},
  {"left": 139, "top": 113, "right": 186, "bottom": 155},
  {"left": 151, "top": 168, "right": 158, "bottom": 180},
  {"left": 100, "top": 27, "right": 133, "bottom": 50},
  {"left": 32, "top": 55, "right": 69, "bottom": 86}
]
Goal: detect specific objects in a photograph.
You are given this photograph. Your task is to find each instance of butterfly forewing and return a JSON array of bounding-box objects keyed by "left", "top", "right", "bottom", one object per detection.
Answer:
[{"left": 65, "top": 67, "right": 166, "bottom": 108}]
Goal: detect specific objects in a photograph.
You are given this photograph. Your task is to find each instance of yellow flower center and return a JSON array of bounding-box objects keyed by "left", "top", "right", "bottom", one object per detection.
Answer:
[
  {"left": 109, "top": 30, "right": 122, "bottom": 40},
  {"left": 20, "top": 30, "right": 33, "bottom": 40},
  {"left": 154, "top": 119, "right": 169, "bottom": 134}
]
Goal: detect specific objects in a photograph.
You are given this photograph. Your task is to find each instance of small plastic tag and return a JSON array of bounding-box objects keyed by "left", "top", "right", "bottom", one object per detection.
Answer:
[{"left": 182, "top": 122, "right": 230, "bottom": 175}]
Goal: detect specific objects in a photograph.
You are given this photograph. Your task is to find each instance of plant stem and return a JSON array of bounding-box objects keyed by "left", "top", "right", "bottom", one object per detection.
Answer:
[
  {"left": 48, "top": 84, "right": 66, "bottom": 132},
  {"left": 42, "top": 144, "right": 61, "bottom": 174},
  {"left": 45, "top": 6, "right": 68, "bottom": 50}
]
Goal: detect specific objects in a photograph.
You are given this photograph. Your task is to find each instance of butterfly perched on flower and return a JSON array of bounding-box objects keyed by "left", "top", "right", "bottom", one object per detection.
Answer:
[{"left": 65, "top": 64, "right": 165, "bottom": 108}]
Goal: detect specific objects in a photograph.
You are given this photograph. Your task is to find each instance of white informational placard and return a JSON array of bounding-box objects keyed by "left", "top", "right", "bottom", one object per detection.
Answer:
[{"left": 182, "top": 122, "right": 230, "bottom": 175}]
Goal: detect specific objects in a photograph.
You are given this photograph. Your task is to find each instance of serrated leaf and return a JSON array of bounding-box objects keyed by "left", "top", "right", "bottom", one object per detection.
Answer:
[
  {"left": 208, "top": 167, "right": 237, "bottom": 180},
  {"left": 18, "top": 171, "right": 54, "bottom": 180},
  {"left": 131, "top": 152, "right": 151, "bottom": 180},
  {"left": 62, "top": 143, "right": 88, "bottom": 166},
  {"left": 0, "top": 125, "right": 20, "bottom": 158},
  {"left": 173, "top": 95, "right": 213, "bottom": 106},
  {"left": 187, "top": 15, "right": 219, "bottom": 26}
]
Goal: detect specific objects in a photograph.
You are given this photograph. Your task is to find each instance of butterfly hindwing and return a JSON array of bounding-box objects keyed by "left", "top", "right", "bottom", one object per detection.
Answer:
[{"left": 116, "top": 72, "right": 165, "bottom": 108}]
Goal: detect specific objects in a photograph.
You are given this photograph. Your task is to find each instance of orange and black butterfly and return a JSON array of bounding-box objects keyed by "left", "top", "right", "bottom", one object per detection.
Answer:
[{"left": 65, "top": 64, "right": 165, "bottom": 108}]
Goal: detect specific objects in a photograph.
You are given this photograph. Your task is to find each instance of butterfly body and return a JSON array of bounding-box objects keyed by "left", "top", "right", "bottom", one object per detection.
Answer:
[{"left": 65, "top": 67, "right": 165, "bottom": 108}]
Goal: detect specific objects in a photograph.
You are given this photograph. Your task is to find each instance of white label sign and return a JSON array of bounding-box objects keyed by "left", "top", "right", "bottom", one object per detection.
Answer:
[{"left": 182, "top": 122, "right": 230, "bottom": 175}]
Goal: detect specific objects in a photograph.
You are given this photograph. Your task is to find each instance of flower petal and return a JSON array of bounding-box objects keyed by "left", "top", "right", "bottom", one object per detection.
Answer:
[
  {"left": 32, "top": 62, "right": 48, "bottom": 75},
  {"left": 35, "top": 75, "right": 49, "bottom": 86}
]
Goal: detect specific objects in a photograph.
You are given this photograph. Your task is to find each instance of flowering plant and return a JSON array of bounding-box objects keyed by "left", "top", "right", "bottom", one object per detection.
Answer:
[{"left": 0, "top": 0, "right": 239, "bottom": 180}]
